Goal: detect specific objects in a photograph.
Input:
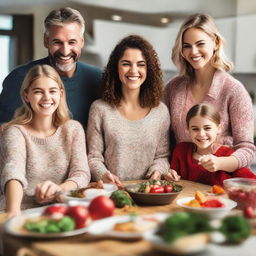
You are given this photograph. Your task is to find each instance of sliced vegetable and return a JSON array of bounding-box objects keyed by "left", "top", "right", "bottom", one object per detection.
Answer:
[{"left": 110, "top": 190, "right": 135, "bottom": 208}]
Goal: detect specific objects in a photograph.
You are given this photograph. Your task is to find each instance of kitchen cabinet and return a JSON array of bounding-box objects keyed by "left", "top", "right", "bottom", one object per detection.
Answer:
[{"left": 235, "top": 15, "right": 256, "bottom": 73}]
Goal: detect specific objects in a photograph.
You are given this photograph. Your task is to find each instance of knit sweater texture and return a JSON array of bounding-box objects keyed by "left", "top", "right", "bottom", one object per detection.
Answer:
[
  {"left": 0, "top": 57, "right": 102, "bottom": 127},
  {"left": 0, "top": 120, "right": 90, "bottom": 210},
  {"left": 164, "top": 70, "right": 256, "bottom": 168},
  {"left": 87, "top": 100, "right": 170, "bottom": 180},
  {"left": 171, "top": 142, "right": 256, "bottom": 186}
]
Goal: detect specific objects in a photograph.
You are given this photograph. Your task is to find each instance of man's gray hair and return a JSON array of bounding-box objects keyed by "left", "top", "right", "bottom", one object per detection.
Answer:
[{"left": 44, "top": 7, "right": 85, "bottom": 36}]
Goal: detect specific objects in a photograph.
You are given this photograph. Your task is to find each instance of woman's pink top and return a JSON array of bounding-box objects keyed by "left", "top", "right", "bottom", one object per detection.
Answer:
[{"left": 164, "top": 70, "right": 255, "bottom": 168}]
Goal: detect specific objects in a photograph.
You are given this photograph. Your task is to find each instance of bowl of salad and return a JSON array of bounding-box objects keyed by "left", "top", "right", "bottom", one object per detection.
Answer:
[{"left": 124, "top": 180, "right": 183, "bottom": 205}]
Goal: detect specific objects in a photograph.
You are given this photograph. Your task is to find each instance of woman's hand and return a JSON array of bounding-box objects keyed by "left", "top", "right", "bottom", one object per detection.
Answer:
[
  {"left": 163, "top": 169, "right": 181, "bottom": 181},
  {"left": 35, "top": 180, "right": 62, "bottom": 204},
  {"left": 102, "top": 171, "right": 122, "bottom": 188},
  {"left": 198, "top": 154, "right": 221, "bottom": 172},
  {"left": 147, "top": 171, "right": 161, "bottom": 180}
]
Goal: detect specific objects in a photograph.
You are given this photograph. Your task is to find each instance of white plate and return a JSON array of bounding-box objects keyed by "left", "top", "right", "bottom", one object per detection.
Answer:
[
  {"left": 59, "top": 183, "right": 118, "bottom": 203},
  {"left": 5, "top": 211, "right": 88, "bottom": 238},
  {"left": 176, "top": 197, "right": 237, "bottom": 219},
  {"left": 144, "top": 230, "right": 209, "bottom": 255},
  {"left": 87, "top": 213, "right": 168, "bottom": 240}
]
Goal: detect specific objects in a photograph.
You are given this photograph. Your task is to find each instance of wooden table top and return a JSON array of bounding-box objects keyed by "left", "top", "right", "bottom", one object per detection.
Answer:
[{"left": 0, "top": 179, "right": 247, "bottom": 256}]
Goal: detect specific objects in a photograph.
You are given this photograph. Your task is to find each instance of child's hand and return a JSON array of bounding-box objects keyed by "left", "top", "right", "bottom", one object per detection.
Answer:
[
  {"left": 102, "top": 171, "right": 122, "bottom": 188},
  {"left": 35, "top": 180, "right": 62, "bottom": 203},
  {"left": 147, "top": 171, "right": 161, "bottom": 180},
  {"left": 198, "top": 154, "right": 220, "bottom": 172},
  {"left": 164, "top": 169, "right": 181, "bottom": 181}
]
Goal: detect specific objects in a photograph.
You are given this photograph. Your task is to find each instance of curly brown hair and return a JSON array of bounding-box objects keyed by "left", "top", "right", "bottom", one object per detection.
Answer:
[{"left": 102, "top": 35, "right": 163, "bottom": 108}]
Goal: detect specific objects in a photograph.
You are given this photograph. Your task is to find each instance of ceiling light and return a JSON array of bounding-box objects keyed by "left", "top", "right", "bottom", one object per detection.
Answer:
[
  {"left": 111, "top": 15, "right": 122, "bottom": 21},
  {"left": 160, "top": 17, "right": 169, "bottom": 24}
]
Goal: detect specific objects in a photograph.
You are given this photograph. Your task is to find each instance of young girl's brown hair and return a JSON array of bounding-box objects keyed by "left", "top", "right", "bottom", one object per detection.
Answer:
[{"left": 186, "top": 103, "right": 221, "bottom": 128}]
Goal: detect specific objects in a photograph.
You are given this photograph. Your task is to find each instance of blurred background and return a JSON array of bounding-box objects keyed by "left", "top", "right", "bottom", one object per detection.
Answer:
[{"left": 0, "top": 0, "right": 256, "bottom": 147}]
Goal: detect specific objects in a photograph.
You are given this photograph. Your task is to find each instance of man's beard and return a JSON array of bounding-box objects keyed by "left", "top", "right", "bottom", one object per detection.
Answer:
[{"left": 49, "top": 51, "right": 78, "bottom": 73}]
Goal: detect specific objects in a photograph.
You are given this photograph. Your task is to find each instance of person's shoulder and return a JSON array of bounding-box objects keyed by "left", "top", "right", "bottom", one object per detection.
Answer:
[
  {"left": 166, "top": 75, "right": 186, "bottom": 87},
  {"left": 157, "top": 102, "right": 169, "bottom": 115},
  {"left": 62, "top": 119, "right": 83, "bottom": 130},
  {"left": 5, "top": 58, "right": 49, "bottom": 80},
  {"left": 216, "top": 70, "right": 244, "bottom": 90},
  {"left": 77, "top": 62, "right": 102, "bottom": 75},
  {"left": 216, "top": 145, "right": 234, "bottom": 156},
  {"left": 91, "top": 99, "right": 111, "bottom": 110},
  {"left": 1, "top": 125, "right": 25, "bottom": 140}
]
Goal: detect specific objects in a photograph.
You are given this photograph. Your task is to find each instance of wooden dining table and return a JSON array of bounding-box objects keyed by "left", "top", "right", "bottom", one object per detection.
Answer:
[{"left": 0, "top": 180, "right": 255, "bottom": 256}]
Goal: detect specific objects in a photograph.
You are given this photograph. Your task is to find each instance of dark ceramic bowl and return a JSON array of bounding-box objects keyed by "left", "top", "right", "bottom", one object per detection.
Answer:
[{"left": 125, "top": 183, "right": 183, "bottom": 206}]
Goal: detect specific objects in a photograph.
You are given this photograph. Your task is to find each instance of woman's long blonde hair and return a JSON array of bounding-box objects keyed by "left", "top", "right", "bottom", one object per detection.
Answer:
[
  {"left": 2, "top": 64, "right": 71, "bottom": 131},
  {"left": 172, "top": 13, "right": 233, "bottom": 80}
]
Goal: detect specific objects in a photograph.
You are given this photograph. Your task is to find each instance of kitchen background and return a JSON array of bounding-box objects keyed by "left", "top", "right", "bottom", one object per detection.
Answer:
[{"left": 0, "top": 0, "right": 255, "bottom": 165}]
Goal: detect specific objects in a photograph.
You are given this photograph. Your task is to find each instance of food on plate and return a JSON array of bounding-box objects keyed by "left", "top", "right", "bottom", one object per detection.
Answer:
[
  {"left": 69, "top": 181, "right": 105, "bottom": 198},
  {"left": 113, "top": 215, "right": 161, "bottom": 233},
  {"left": 43, "top": 205, "right": 68, "bottom": 217},
  {"left": 185, "top": 191, "right": 225, "bottom": 208},
  {"left": 24, "top": 216, "right": 75, "bottom": 233},
  {"left": 211, "top": 185, "right": 225, "bottom": 195},
  {"left": 67, "top": 205, "right": 89, "bottom": 229},
  {"left": 195, "top": 191, "right": 206, "bottom": 203},
  {"left": 110, "top": 190, "right": 135, "bottom": 208},
  {"left": 157, "top": 212, "right": 212, "bottom": 243},
  {"left": 220, "top": 216, "right": 250, "bottom": 243},
  {"left": 88, "top": 195, "right": 115, "bottom": 220},
  {"left": 137, "top": 180, "right": 182, "bottom": 194},
  {"left": 243, "top": 206, "right": 255, "bottom": 219}
]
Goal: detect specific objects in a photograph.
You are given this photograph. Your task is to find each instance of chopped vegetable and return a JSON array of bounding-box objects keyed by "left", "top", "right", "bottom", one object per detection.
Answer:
[
  {"left": 220, "top": 216, "right": 250, "bottom": 243},
  {"left": 110, "top": 190, "right": 135, "bottom": 208},
  {"left": 211, "top": 185, "right": 225, "bottom": 195},
  {"left": 25, "top": 216, "right": 75, "bottom": 233},
  {"left": 137, "top": 180, "right": 182, "bottom": 193},
  {"left": 158, "top": 212, "right": 212, "bottom": 243}
]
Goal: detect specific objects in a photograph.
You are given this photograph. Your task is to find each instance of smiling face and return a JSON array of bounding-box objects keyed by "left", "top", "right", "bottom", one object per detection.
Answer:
[
  {"left": 118, "top": 48, "right": 147, "bottom": 93},
  {"left": 188, "top": 115, "right": 220, "bottom": 153},
  {"left": 182, "top": 27, "right": 216, "bottom": 72},
  {"left": 44, "top": 22, "right": 84, "bottom": 77},
  {"left": 24, "top": 76, "right": 62, "bottom": 118}
]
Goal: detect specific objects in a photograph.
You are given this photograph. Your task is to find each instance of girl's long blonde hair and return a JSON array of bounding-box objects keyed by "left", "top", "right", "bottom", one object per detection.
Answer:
[
  {"left": 172, "top": 13, "right": 233, "bottom": 80},
  {"left": 2, "top": 64, "right": 71, "bottom": 131}
]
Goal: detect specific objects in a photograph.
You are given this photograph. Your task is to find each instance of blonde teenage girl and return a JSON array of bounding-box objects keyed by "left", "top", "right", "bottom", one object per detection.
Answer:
[{"left": 0, "top": 64, "right": 90, "bottom": 218}]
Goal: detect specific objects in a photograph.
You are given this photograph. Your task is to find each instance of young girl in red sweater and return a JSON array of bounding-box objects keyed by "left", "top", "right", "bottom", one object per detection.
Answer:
[{"left": 166, "top": 103, "right": 256, "bottom": 185}]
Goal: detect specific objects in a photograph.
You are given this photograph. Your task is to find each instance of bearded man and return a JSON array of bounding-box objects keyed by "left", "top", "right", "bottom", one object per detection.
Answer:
[{"left": 0, "top": 7, "right": 102, "bottom": 127}]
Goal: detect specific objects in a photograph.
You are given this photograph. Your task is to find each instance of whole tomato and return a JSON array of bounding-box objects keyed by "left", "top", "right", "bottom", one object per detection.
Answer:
[
  {"left": 149, "top": 185, "right": 164, "bottom": 193},
  {"left": 43, "top": 205, "right": 68, "bottom": 216},
  {"left": 67, "top": 205, "right": 89, "bottom": 229},
  {"left": 164, "top": 184, "right": 173, "bottom": 193},
  {"left": 88, "top": 195, "right": 115, "bottom": 220}
]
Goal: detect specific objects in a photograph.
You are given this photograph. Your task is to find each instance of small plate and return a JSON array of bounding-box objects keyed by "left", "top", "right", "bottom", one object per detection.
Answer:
[
  {"left": 4, "top": 211, "right": 88, "bottom": 239},
  {"left": 144, "top": 230, "right": 209, "bottom": 255},
  {"left": 176, "top": 197, "right": 237, "bottom": 219},
  {"left": 59, "top": 183, "right": 118, "bottom": 203},
  {"left": 87, "top": 213, "right": 168, "bottom": 240}
]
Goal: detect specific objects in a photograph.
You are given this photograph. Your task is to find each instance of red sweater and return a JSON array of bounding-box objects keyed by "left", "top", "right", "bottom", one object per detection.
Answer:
[{"left": 170, "top": 142, "right": 256, "bottom": 186}]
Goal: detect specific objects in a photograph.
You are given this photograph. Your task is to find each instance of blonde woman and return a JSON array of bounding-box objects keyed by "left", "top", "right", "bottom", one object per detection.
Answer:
[
  {"left": 0, "top": 65, "right": 90, "bottom": 218},
  {"left": 164, "top": 13, "right": 255, "bottom": 179}
]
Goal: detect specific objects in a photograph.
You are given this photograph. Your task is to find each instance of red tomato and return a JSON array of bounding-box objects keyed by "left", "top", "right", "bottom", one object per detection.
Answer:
[
  {"left": 43, "top": 205, "right": 68, "bottom": 216},
  {"left": 244, "top": 206, "right": 255, "bottom": 219},
  {"left": 164, "top": 184, "right": 173, "bottom": 193},
  {"left": 88, "top": 195, "right": 115, "bottom": 220},
  {"left": 201, "top": 199, "right": 224, "bottom": 208},
  {"left": 149, "top": 185, "right": 164, "bottom": 193},
  {"left": 67, "top": 205, "right": 89, "bottom": 229}
]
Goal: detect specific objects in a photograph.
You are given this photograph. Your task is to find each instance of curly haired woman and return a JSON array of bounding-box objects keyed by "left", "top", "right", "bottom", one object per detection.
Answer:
[{"left": 87, "top": 35, "right": 170, "bottom": 185}]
